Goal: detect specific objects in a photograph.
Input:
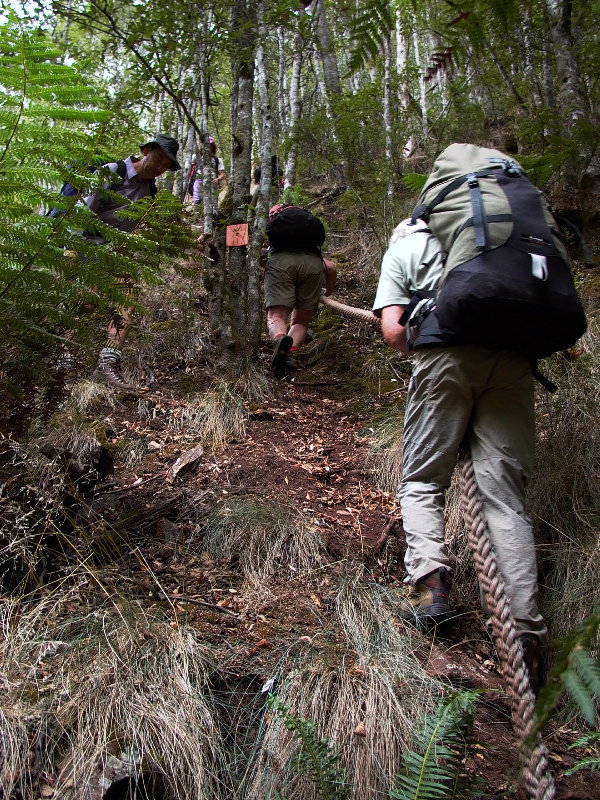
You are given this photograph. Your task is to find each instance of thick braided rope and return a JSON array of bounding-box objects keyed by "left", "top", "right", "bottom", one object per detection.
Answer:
[
  {"left": 319, "top": 295, "right": 381, "bottom": 326},
  {"left": 459, "top": 452, "right": 555, "bottom": 800}
]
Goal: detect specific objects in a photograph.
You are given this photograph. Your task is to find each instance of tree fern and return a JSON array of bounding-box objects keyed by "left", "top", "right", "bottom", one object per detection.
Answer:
[
  {"left": 0, "top": 19, "right": 194, "bottom": 428},
  {"left": 348, "top": 0, "right": 393, "bottom": 72},
  {"left": 390, "top": 690, "right": 485, "bottom": 800},
  {"left": 268, "top": 695, "right": 351, "bottom": 800}
]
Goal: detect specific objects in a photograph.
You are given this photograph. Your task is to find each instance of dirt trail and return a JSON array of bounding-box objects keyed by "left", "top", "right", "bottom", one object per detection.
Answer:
[{"left": 92, "top": 358, "right": 600, "bottom": 800}]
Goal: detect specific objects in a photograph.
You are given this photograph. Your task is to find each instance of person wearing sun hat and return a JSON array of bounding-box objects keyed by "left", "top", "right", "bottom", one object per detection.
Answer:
[
  {"left": 83, "top": 133, "right": 181, "bottom": 391},
  {"left": 139, "top": 133, "right": 182, "bottom": 171}
]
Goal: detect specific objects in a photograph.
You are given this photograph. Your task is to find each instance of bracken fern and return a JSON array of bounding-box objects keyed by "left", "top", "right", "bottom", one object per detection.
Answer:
[{"left": 390, "top": 690, "right": 485, "bottom": 800}]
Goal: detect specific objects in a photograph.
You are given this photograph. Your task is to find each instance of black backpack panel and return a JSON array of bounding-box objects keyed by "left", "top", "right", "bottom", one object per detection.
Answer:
[{"left": 266, "top": 206, "right": 325, "bottom": 253}]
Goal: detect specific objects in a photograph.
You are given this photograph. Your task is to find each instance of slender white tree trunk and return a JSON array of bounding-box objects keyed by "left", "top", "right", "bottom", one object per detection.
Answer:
[
  {"left": 413, "top": 24, "right": 427, "bottom": 138},
  {"left": 396, "top": 14, "right": 413, "bottom": 158},
  {"left": 284, "top": 29, "right": 304, "bottom": 188},
  {"left": 383, "top": 33, "right": 393, "bottom": 202},
  {"left": 277, "top": 26, "right": 289, "bottom": 135},
  {"left": 309, "top": 0, "right": 340, "bottom": 98},
  {"left": 249, "top": 0, "right": 273, "bottom": 344}
]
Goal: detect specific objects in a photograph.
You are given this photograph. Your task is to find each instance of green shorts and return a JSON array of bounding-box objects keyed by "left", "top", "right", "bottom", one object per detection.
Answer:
[{"left": 264, "top": 251, "right": 324, "bottom": 311}]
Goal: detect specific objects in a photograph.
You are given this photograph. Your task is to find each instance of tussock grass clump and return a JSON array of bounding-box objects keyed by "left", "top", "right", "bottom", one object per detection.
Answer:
[
  {"left": 0, "top": 438, "right": 71, "bottom": 591},
  {"left": 230, "top": 361, "right": 274, "bottom": 406},
  {"left": 242, "top": 571, "right": 442, "bottom": 800},
  {"left": 171, "top": 380, "right": 247, "bottom": 451},
  {"left": 203, "top": 496, "right": 324, "bottom": 587},
  {"left": 68, "top": 378, "right": 117, "bottom": 414},
  {"left": 528, "top": 322, "right": 600, "bottom": 637},
  {"left": 362, "top": 408, "right": 404, "bottom": 495},
  {"left": 0, "top": 595, "right": 227, "bottom": 800}
]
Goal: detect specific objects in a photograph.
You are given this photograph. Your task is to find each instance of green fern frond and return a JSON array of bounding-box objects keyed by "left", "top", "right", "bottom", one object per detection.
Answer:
[
  {"left": 391, "top": 690, "right": 485, "bottom": 800},
  {"left": 347, "top": 0, "right": 393, "bottom": 72},
  {"left": 402, "top": 173, "right": 429, "bottom": 193},
  {"left": 268, "top": 695, "right": 351, "bottom": 800},
  {"left": 535, "top": 609, "right": 600, "bottom": 732},
  {"left": 566, "top": 732, "right": 600, "bottom": 775},
  {"left": 517, "top": 152, "right": 569, "bottom": 189}
]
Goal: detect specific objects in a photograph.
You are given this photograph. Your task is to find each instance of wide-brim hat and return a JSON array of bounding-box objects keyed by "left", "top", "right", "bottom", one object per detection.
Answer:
[{"left": 140, "top": 133, "right": 181, "bottom": 171}]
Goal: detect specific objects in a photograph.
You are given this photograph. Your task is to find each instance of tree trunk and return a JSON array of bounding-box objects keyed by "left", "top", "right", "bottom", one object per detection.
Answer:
[
  {"left": 284, "top": 29, "right": 304, "bottom": 188},
  {"left": 382, "top": 33, "right": 393, "bottom": 202},
  {"left": 277, "top": 26, "right": 289, "bottom": 136},
  {"left": 547, "top": 0, "right": 600, "bottom": 194},
  {"left": 208, "top": 0, "right": 257, "bottom": 371},
  {"left": 249, "top": 0, "right": 272, "bottom": 347},
  {"left": 308, "top": 0, "right": 340, "bottom": 99},
  {"left": 412, "top": 22, "right": 427, "bottom": 138},
  {"left": 396, "top": 13, "right": 413, "bottom": 158}
]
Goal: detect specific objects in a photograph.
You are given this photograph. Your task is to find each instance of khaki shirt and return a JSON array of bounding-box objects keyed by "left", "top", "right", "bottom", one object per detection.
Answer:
[{"left": 372, "top": 231, "right": 444, "bottom": 315}]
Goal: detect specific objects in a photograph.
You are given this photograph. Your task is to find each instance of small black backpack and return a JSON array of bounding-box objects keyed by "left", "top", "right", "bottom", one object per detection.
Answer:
[{"left": 266, "top": 205, "right": 325, "bottom": 253}]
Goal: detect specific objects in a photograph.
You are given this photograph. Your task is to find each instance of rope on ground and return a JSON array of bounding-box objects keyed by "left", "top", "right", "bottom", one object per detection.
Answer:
[
  {"left": 459, "top": 451, "right": 555, "bottom": 800},
  {"left": 319, "top": 294, "right": 381, "bottom": 326}
]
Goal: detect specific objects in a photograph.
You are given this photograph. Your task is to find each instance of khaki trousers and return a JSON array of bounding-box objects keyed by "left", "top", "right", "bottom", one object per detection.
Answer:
[{"left": 398, "top": 345, "right": 546, "bottom": 637}]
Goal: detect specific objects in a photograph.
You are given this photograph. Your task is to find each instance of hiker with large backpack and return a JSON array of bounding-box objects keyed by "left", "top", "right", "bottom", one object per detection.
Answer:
[
  {"left": 265, "top": 203, "right": 337, "bottom": 378},
  {"left": 78, "top": 134, "right": 181, "bottom": 391},
  {"left": 373, "top": 143, "right": 587, "bottom": 696}
]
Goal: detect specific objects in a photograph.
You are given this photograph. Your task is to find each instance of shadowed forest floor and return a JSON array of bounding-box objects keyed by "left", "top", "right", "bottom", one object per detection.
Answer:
[
  {"left": 3, "top": 203, "right": 600, "bottom": 799},
  {"left": 66, "top": 347, "right": 600, "bottom": 799}
]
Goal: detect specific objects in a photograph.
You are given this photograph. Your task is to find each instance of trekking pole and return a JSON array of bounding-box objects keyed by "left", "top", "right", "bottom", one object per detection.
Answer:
[{"left": 459, "top": 449, "right": 554, "bottom": 800}]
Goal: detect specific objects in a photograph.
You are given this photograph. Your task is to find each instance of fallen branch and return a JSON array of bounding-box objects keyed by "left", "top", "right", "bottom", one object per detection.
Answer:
[{"left": 130, "top": 589, "right": 239, "bottom": 617}]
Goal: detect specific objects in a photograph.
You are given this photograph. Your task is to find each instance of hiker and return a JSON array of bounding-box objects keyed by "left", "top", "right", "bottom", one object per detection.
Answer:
[
  {"left": 264, "top": 203, "right": 336, "bottom": 378},
  {"left": 373, "top": 217, "right": 547, "bottom": 692},
  {"left": 251, "top": 154, "right": 284, "bottom": 207},
  {"left": 85, "top": 133, "right": 181, "bottom": 390},
  {"left": 191, "top": 136, "right": 226, "bottom": 208}
]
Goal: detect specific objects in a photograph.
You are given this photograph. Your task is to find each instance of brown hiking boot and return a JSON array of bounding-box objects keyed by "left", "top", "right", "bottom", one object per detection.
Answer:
[
  {"left": 93, "top": 348, "right": 137, "bottom": 392},
  {"left": 519, "top": 633, "right": 546, "bottom": 698},
  {"left": 270, "top": 335, "right": 293, "bottom": 379},
  {"left": 398, "top": 567, "right": 454, "bottom": 628}
]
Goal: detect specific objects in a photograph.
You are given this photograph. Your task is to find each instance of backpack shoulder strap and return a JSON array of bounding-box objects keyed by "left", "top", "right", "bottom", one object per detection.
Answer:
[{"left": 399, "top": 290, "right": 437, "bottom": 325}]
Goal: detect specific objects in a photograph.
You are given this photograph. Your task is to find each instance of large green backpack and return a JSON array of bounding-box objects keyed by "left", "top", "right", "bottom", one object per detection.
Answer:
[{"left": 410, "top": 143, "right": 587, "bottom": 363}]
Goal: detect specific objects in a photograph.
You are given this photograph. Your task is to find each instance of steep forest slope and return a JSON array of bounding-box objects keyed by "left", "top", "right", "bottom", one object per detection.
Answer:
[{"left": 1, "top": 193, "right": 599, "bottom": 800}]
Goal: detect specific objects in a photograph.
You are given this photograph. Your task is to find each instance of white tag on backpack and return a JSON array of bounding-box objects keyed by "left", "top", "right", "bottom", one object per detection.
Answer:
[{"left": 530, "top": 253, "right": 548, "bottom": 281}]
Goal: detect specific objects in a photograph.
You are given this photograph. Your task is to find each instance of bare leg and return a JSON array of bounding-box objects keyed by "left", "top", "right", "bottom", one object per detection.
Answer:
[
  {"left": 288, "top": 308, "right": 314, "bottom": 348},
  {"left": 96, "top": 306, "right": 137, "bottom": 390},
  {"left": 266, "top": 305, "right": 291, "bottom": 341},
  {"left": 106, "top": 306, "right": 135, "bottom": 350}
]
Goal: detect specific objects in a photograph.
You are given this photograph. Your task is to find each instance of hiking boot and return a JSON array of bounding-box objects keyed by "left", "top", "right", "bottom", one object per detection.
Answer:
[
  {"left": 93, "top": 348, "right": 137, "bottom": 392},
  {"left": 519, "top": 633, "right": 546, "bottom": 698},
  {"left": 270, "top": 335, "right": 293, "bottom": 379},
  {"left": 398, "top": 567, "right": 454, "bottom": 628}
]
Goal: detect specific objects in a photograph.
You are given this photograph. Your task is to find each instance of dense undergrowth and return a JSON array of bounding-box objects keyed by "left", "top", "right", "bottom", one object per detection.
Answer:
[{"left": 1, "top": 226, "right": 599, "bottom": 799}]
